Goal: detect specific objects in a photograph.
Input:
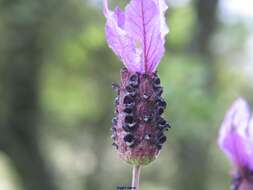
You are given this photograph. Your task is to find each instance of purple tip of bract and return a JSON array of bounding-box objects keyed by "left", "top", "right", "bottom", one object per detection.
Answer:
[
  {"left": 103, "top": 0, "right": 169, "bottom": 74},
  {"left": 218, "top": 97, "right": 253, "bottom": 171}
]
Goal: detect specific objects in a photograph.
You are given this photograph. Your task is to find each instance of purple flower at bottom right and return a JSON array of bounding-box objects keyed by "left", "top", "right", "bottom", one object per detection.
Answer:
[{"left": 218, "top": 98, "right": 253, "bottom": 190}]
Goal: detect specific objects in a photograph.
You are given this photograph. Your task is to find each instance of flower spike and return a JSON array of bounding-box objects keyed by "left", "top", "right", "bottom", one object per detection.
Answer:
[
  {"left": 218, "top": 98, "right": 253, "bottom": 190},
  {"left": 104, "top": 2, "right": 170, "bottom": 189},
  {"left": 104, "top": 0, "right": 170, "bottom": 166}
]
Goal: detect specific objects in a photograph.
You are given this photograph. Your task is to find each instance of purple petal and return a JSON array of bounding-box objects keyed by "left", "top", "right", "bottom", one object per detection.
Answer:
[
  {"left": 103, "top": 0, "right": 142, "bottom": 72},
  {"left": 221, "top": 131, "right": 252, "bottom": 169},
  {"left": 103, "top": 0, "right": 126, "bottom": 59},
  {"left": 218, "top": 98, "right": 253, "bottom": 169},
  {"left": 103, "top": 0, "right": 169, "bottom": 73},
  {"left": 125, "top": 0, "right": 169, "bottom": 73}
]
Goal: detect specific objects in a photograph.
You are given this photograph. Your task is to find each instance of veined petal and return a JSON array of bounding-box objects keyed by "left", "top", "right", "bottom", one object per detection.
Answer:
[
  {"left": 125, "top": 0, "right": 168, "bottom": 73},
  {"left": 103, "top": 0, "right": 126, "bottom": 58},
  {"left": 103, "top": 0, "right": 168, "bottom": 73},
  {"left": 218, "top": 98, "right": 253, "bottom": 169},
  {"left": 149, "top": 0, "right": 169, "bottom": 72},
  {"left": 103, "top": 0, "right": 142, "bottom": 72}
]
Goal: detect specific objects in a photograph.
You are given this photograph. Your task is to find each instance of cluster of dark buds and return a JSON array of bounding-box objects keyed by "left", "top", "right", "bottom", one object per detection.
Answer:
[{"left": 111, "top": 68, "right": 171, "bottom": 165}]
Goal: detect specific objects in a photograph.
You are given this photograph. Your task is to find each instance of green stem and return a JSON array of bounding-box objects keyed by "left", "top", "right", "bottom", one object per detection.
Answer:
[{"left": 131, "top": 165, "right": 141, "bottom": 190}]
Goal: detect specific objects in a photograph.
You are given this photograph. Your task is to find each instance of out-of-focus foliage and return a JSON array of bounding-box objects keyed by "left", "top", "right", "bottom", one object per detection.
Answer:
[{"left": 0, "top": 0, "right": 252, "bottom": 190}]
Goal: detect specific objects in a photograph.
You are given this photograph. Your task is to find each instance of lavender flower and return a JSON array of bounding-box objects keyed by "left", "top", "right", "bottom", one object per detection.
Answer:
[
  {"left": 218, "top": 98, "right": 253, "bottom": 190},
  {"left": 103, "top": 0, "right": 170, "bottom": 167}
]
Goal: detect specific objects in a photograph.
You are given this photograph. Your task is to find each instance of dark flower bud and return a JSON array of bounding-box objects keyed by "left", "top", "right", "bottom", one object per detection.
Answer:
[
  {"left": 158, "top": 107, "right": 164, "bottom": 115},
  {"left": 125, "top": 115, "right": 135, "bottom": 124},
  {"left": 123, "top": 95, "right": 134, "bottom": 105},
  {"left": 152, "top": 76, "right": 161, "bottom": 88},
  {"left": 157, "top": 131, "right": 163, "bottom": 138},
  {"left": 124, "top": 133, "right": 134, "bottom": 142},
  {"left": 125, "top": 85, "right": 136, "bottom": 97},
  {"left": 128, "top": 74, "right": 139, "bottom": 88},
  {"left": 143, "top": 92, "right": 151, "bottom": 100},
  {"left": 155, "top": 87, "right": 163, "bottom": 96},
  {"left": 158, "top": 135, "right": 167, "bottom": 144},
  {"left": 127, "top": 91, "right": 137, "bottom": 97},
  {"left": 156, "top": 97, "right": 167, "bottom": 108},
  {"left": 123, "top": 123, "right": 138, "bottom": 132},
  {"left": 126, "top": 84, "right": 135, "bottom": 93},
  {"left": 129, "top": 73, "right": 139, "bottom": 81},
  {"left": 156, "top": 144, "right": 162, "bottom": 150},
  {"left": 124, "top": 134, "right": 135, "bottom": 147},
  {"left": 124, "top": 107, "right": 133, "bottom": 114},
  {"left": 157, "top": 117, "right": 167, "bottom": 129},
  {"left": 143, "top": 114, "right": 152, "bottom": 123}
]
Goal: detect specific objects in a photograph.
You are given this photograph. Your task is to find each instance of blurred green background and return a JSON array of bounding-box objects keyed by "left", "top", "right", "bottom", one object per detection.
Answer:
[{"left": 0, "top": 0, "right": 252, "bottom": 190}]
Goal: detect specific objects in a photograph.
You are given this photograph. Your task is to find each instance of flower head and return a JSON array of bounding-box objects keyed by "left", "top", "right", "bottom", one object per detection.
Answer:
[
  {"left": 105, "top": 0, "right": 170, "bottom": 166},
  {"left": 218, "top": 98, "right": 253, "bottom": 189},
  {"left": 103, "top": 0, "right": 169, "bottom": 74}
]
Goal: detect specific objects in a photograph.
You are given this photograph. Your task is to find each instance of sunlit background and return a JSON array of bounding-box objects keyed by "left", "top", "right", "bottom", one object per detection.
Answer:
[{"left": 0, "top": 0, "right": 252, "bottom": 190}]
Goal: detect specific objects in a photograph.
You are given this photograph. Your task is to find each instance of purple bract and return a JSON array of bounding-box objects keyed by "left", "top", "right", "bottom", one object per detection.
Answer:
[
  {"left": 218, "top": 98, "right": 253, "bottom": 189},
  {"left": 103, "top": 0, "right": 169, "bottom": 74}
]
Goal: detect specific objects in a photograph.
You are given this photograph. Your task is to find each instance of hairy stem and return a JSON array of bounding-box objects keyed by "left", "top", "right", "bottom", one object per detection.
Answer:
[{"left": 132, "top": 165, "right": 141, "bottom": 190}]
